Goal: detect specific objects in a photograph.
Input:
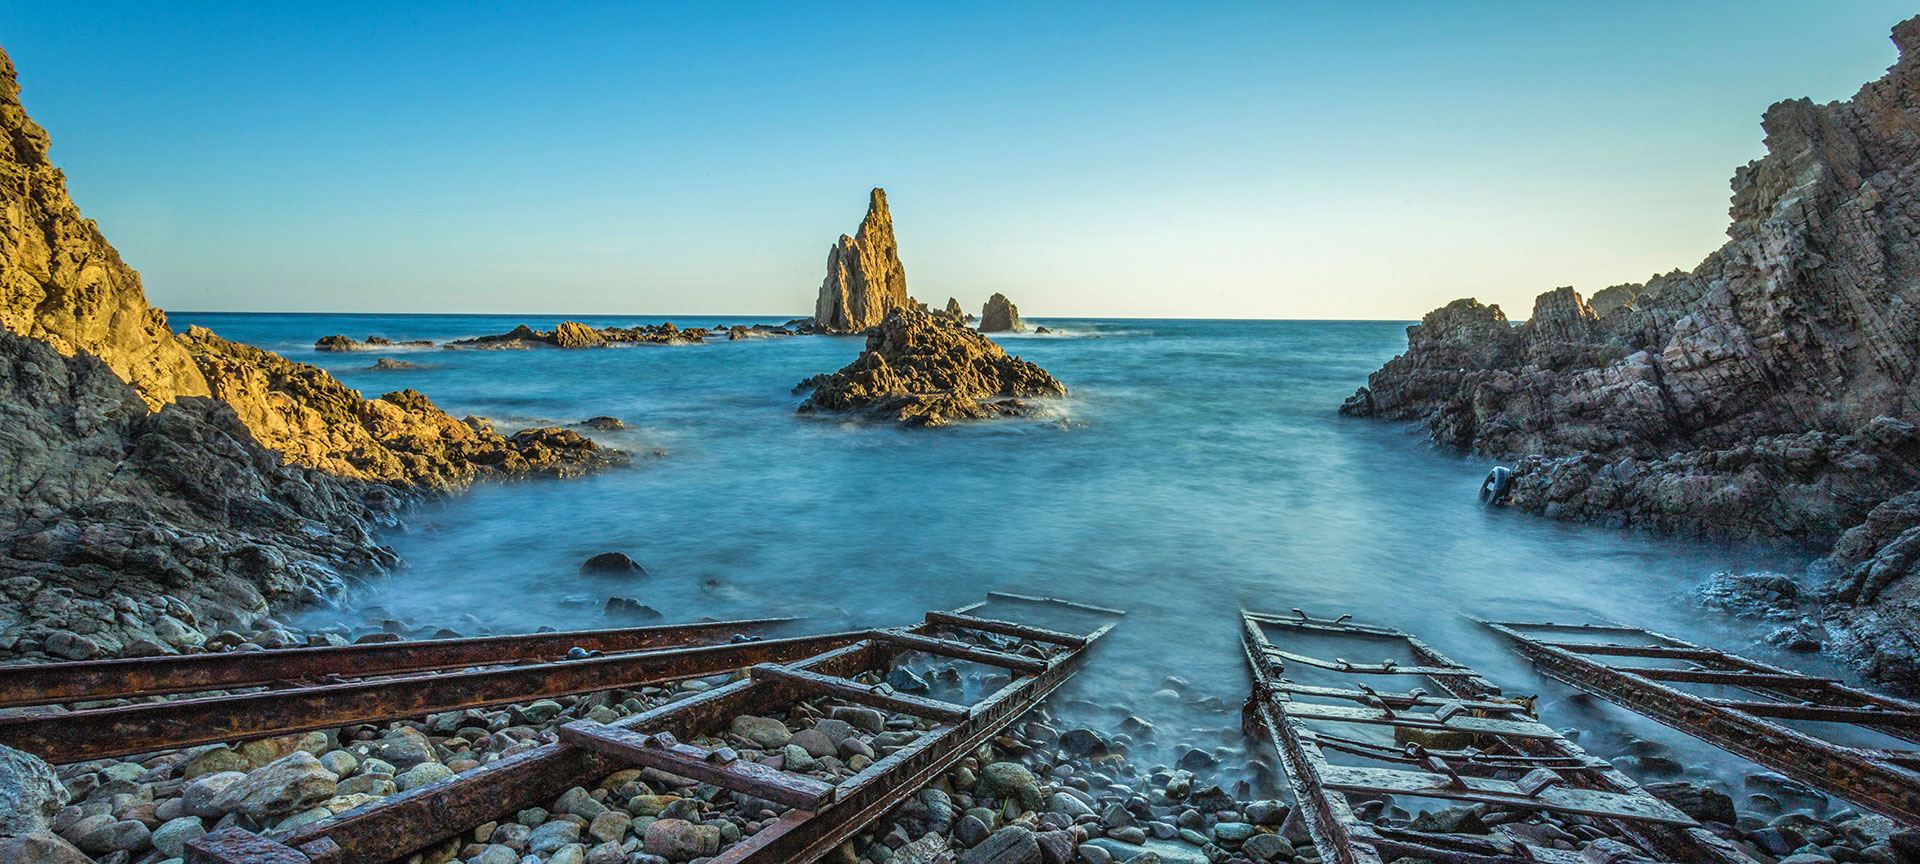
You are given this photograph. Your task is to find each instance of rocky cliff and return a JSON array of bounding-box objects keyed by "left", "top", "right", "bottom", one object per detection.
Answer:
[
  {"left": 1341, "top": 16, "right": 1920, "bottom": 688},
  {"left": 0, "top": 330, "right": 392, "bottom": 661},
  {"left": 814, "top": 188, "right": 913, "bottom": 333},
  {"left": 0, "top": 47, "right": 208, "bottom": 410},
  {"left": 979, "top": 292, "right": 1027, "bottom": 333},
  {"left": 796, "top": 308, "right": 1065, "bottom": 426}
]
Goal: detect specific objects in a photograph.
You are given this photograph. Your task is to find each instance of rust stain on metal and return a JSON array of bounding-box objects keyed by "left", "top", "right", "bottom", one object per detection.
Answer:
[
  {"left": 185, "top": 594, "right": 1120, "bottom": 864},
  {"left": 1240, "top": 609, "right": 1752, "bottom": 864},
  {"left": 1481, "top": 617, "right": 1920, "bottom": 826}
]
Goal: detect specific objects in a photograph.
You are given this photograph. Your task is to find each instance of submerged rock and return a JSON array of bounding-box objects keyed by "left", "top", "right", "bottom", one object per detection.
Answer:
[
  {"left": 796, "top": 309, "right": 1066, "bottom": 426},
  {"left": 581, "top": 552, "right": 648, "bottom": 575},
  {"left": 979, "top": 293, "right": 1028, "bottom": 333},
  {"left": 814, "top": 188, "right": 913, "bottom": 334}
]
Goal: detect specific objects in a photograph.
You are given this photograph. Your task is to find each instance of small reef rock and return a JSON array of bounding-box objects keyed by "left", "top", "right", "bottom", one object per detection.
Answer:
[
  {"left": 315, "top": 335, "right": 434, "bottom": 352},
  {"left": 368, "top": 358, "right": 418, "bottom": 370},
  {"left": 1341, "top": 16, "right": 1920, "bottom": 689},
  {"left": 795, "top": 308, "right": 1065, "bottom": 426},
  {"left": 448, "top": 321, "right": 704, "bottom": 349},
  {"left": 978, "top": 292, "right": 1028, "bottom": 333},
  {"left": 814, "top": 188, "right": 913, "bottom": 334}
]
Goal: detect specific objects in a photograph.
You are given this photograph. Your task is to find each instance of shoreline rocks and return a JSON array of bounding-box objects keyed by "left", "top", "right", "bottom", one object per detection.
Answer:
[
  {"left": 447, "top": 321, "right": 706, "bottom": 349},
  {"left": 316, "top": 335, "right": 435, "bottom": 352},
  {"left": 814, "top": 188, "right": 913, "bottom": 334},
  {"left": 796, "top": 308, "right": 1066, "bottom": 426},
  {"left": 1339, "top": 16, "right": 1920, "bottom": 691}
]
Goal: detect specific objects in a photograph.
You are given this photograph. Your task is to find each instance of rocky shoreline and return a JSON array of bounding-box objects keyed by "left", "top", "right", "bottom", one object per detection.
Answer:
[{"left": 1340, "top": 17, "right": 1920, "bottom": 692}]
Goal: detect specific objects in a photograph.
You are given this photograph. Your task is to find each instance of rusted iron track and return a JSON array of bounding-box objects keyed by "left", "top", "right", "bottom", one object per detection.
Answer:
[
  {"left": 187, "top": 594, "right": 1122, "bottom": 864},
  {"left": 1481, "top": 617, "right": 1920, "bottom": 825},
  {"left": 0, "top": 617, "right": 795, "bottom": 708},
  {"left": 1241, "top": 609, "right": 1752, "bottom": 864},
  {"left": 2, "top": 629, "right": 857, "bottom": 764}
]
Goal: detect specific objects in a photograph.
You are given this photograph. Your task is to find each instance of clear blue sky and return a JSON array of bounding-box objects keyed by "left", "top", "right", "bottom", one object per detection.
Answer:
[{"left": 4, "top": 2, "right": 1914, "bottom": 318}]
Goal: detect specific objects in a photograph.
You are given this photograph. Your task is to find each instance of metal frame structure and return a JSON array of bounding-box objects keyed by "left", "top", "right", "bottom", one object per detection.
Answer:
[
  {"left": 1240, "top": 609, "right": 1752, "bottom": 864},
  {"left": 1480, "top": 618, "right": 1920, "bottom": 825},
  {"left": 187, "top": 593, "right": 1122, "bottom": 864},
  {"left": 0, "top": 618, "right": 828, "bottom": 764}
]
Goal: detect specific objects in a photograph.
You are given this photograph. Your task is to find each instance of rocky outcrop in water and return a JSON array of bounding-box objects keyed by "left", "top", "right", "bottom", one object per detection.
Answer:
[
  {"left": 448, "top": 321, "right": 704, "bottom": 349},
  {"left": 1341, "top": 16, "right": 1920, "bottom": 688},
  {"left": 796, "top": 308, "right": 1065, "bottom": 426},
  {"left": 814, "top": 189, "right": 913, "bottom": 334},
  {"left": 978, "top": 293, "right": 1028, "bottom": 333},
  {"left": 315, "top": 335, "right": 435, "bottom": 352},
  {"left": 0, "top": 47, "right": 208, "bottom": 410}
]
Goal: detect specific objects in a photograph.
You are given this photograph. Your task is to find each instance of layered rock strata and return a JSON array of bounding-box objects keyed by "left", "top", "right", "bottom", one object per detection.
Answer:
[
  {"left": 1340, "top": 16, "right": 1920, "bottom": 688},
  {"left": 814, "top": 189, "right": 913, "bottom": 333},
  {"left": 796, "top": 308, "right": 1065, "bottom": 426}
]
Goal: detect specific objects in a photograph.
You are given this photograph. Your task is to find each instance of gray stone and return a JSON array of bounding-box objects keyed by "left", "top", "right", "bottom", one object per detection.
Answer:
[
  {"left": 181, "top": 771, "right": 247, "bottom": 819},
  {"left": 0, "top": 744, "right": 65, "bottom": 835},
  {"left": 960, "top": 826, "right": 1040, "bottom": 864},
  {"left": 529, "top": 820, "right": 582, "bottom": 855},
  {"left": 979, "top": 762, "right": 1043, "bottom": 811},
  {"left": 395, "top": 762, "right": 453, "bottom": 791},
  {"left": 208, "top": 752, "right": 338, "bottom": 820},
  {"left": 150, "top": 816, "right": 207, "bottom": 858},
  {"left": 642, "top": 818, "right": 719, "bottom": 861}
]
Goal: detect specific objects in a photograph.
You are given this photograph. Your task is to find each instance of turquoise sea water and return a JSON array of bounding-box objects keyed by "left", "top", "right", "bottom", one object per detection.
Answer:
[{"left": 170, "top": 312, "right": 1823, "bottom": 790}]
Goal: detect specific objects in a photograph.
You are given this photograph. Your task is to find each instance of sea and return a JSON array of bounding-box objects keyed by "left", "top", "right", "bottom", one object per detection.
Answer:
[{"left": 168, "top": 312, "right": 1835, "bottom": 798}]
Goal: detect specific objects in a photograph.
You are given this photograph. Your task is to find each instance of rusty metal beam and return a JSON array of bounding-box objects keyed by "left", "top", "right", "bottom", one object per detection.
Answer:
[
  {"left": 923, "top": 611, "right": 1088, "bottom": 647},
  {"left": 747, "top": 664, "right": 970, "bottom": 721},
  {"left": 1481, "top": 618, "right": 1920, "bottom": 826},
  {"left": 864, "top": 629, "right": 1048, "bottom": 674},
  {"left": 0, "top": 617, "right": 796, "bottom": 708},
  {"left": 6, "top": 630, "right": 862, "bottom": 764},
  {"left": 557, "top": 721, "right": 836, "bottom": 809}
]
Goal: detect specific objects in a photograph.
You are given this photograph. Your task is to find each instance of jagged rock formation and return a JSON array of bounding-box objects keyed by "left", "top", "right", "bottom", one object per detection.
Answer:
[
  {"left": 0, "top": 330, "right": 395, "bottom": 661},
  {"left": 979, "top": 293, "right": 1028, "bottom": 333},
  {"left": 315, "top": 334, "right": 434, "bottom": 351},
  {"left": 449, "top": 321, "right": 704, "bottom": 349},
  {"left": 814, "top": 189, "right": 913, "bottom": 333},
  {"left": 796, "top": 308, "right": 1065, "bottom": 426},
  {"left": 1341, "top": 16, "right": 1920, "bottom": 689},
  {"left": 0, "top": 47, "right": 208, "bottom": 410}
]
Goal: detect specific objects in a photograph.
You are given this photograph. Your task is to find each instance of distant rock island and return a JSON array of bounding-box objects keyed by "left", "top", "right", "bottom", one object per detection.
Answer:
[
  {"left": 1342, "top": 17, "right": 1920, "bottom": 689},
  {"left": 445, "top": 321, "right": 706, "bottom": 349},
  {"left": 796, "top": 308, "right": 1066, "bottom": 426},
  {"left": 979, "top": 292, "right": 1027, "bottom": 333},
  {"left": 814, "top": 188, "right": 912, "bottom": 334},
  {"left": 0, "top": 44, "right": 621, "bottom": 662}
]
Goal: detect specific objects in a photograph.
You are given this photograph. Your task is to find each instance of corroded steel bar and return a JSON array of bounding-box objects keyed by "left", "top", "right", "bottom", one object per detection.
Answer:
[
  {"left": 713, "top": 615, "right": 1120, "bottom": 864},
  {"left": 7, "top": 630, "right": 863, "bottom": 764},
  {"left": 558, "top": 720, "right": 835, "bottom": 809},
  {"left": 865, "top": 629, "right": 1049, "bottom": 673},
  {"left": 923, "top": 611, "right": 1089, "bottom": 646},
  {"left": 0, "top": 617, "right": 796, "bottom": 708},
  {"left": 1242, "top": 611, "right": 1739, "bottom": 864},
  {"left": 1632, "top": 668, "right": 1837, "bottom": 688},
  {"left": 189, "top": 641, "right": 882, "bottom": 864},
  {"left": 747, "top": 664, "right": 970, "bottom": 721},
  {"left": 1483, "top": 619, "right": 1920, "bottom": 825},
  {"left": 985, "top": 591, "right": 1127, "bottom": 617}
]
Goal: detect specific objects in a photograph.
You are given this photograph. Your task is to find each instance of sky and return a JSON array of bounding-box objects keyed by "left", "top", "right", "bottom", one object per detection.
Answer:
[{"left": 3, "top": 2, "right": 1915, "bottom": 319}]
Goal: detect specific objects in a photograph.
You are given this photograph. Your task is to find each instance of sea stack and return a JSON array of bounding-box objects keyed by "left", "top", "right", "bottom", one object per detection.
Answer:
[
  {"left": 978, "top": 293, "right": 1027, "bottom": 333},
  {"left": 814, "top": 188, "right": 913, "bottom": 333}
]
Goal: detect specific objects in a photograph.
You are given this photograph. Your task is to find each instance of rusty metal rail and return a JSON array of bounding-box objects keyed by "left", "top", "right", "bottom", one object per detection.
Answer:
[
  {"left": 187, "top": 594, "right": 1122, "bottom": 864},
  {"left": 0, "top": 617, "right": 797, "bottom": 709},
  {"left": 1480, "top": 617, "right": 1920, "bottom": 825},
  {"left": 1240, "top": 609, "right": 1752, "bottom": 864},
  {"left": 0, "top": 618, "right": 809, "bottom": 765}
]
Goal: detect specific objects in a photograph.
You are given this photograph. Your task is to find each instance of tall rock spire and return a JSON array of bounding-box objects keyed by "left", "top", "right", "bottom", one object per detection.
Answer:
[{"left": 814, "top": 188, "right": 912, "bottom": 333}]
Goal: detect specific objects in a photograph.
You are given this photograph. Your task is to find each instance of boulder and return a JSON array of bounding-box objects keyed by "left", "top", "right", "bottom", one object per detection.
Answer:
[
  {"left": 581, "top": 552, "right": 648, "bottom": 575},
  {"left": 208, "top": 752, "right": 338, "bottom": 819},
  {"left": 978, "top": 293, "right": 1028, "bottom": 333},
  {"left": 0, "top": 745, "right": 64, "bottom": 835}
]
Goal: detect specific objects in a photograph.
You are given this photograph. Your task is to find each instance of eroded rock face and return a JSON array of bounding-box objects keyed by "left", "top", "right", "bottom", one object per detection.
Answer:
[
  {"left": 796, "top": 308, "right": 1065, "bottom": 426},
  {"left": 0, "top": 330, "right": 397, "bottom": 660},
  {"left": 1342, "top": 16, "right": 1920, "bottom": 689},
  {"left": 0, "top": 46, "right": 209, "bottom": 410},
  {"left": 978, "top": 293, "right": 1027, "bottom": 333},
  {"left": 814, "top": 189, "right": 912, "bottom": 334}
]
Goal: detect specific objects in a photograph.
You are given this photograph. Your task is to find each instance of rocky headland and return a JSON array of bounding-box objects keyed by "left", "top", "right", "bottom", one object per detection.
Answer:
[
  {"left": 0, "top": 44, "right": 622, "bottom": 664},
  {"left": 1340, "top": 17, "right": 1920, "bottom": 689},
  {"left": 796, "top": 307, "right": 1066, "bottom": 426}
]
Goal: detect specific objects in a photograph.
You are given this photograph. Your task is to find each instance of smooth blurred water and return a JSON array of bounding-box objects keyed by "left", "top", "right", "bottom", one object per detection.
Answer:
[{"left": 171, "top": 312, "right": 1827, "bottom": 794}]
